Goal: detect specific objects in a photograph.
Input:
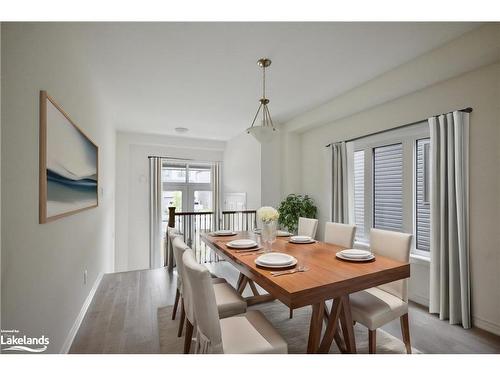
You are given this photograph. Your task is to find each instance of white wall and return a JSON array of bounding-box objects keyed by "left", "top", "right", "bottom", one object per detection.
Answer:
[
  {"left": 1, "top": 23, "right": 116, "bottom": 353},
  {"left": 0, "top": 23, "right": 2, "bottom": 330},
  {"left": 283, "top": 62, "right": 500, "bottom": 334},
  {"left": 115, "top": 131, "right": 225, "bottom": 272},
  {"left": 223, "top": 132, "right": 261, "bottom": 210}
]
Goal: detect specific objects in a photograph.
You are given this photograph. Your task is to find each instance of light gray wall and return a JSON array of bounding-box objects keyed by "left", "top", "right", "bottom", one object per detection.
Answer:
[
  {"left": 115, "top": 131, "right": 225, "bottom": 272},
  {"left": 285, "top": 62, "right": 500, "bottom": 334},
  {"left": 1, "top": 23, "right": 116, "bottom": 353},
  {"left": 261, "top": 133, "right": 281, "bottom": 207},
  {"left": 223, "top": 132, "right": 261, "bottom": 210}
]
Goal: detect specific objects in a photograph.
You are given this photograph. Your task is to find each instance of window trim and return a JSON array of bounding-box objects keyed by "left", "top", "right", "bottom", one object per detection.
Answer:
[
  {"left": 413, "top": 137, "right": 431, "bottom": 257},
  {"left": 347, "top": 122, "right": 430, "bottom": 257}
]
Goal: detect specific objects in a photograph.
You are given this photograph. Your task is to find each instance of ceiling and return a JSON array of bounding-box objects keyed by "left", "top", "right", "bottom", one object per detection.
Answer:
[{"left": 79, "top": 22, "right": 479, "bottom": 140}]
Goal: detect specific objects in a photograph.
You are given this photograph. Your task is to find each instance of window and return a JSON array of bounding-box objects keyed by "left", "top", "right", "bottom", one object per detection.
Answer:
[
  {"left": 347, "top": 122, "right": 430, "bottom": 256},
  {"left": 373, "top": 143, "right": 403, "bottom": 232},
  {"left": 415, "top": 138, "right": 431, "bottom": 252},
  {"left": 162, "top": 162, "right": 213, "bottom": 211},
  {"left": 353, "top": 151, "right": 366, "bottom": 242}
]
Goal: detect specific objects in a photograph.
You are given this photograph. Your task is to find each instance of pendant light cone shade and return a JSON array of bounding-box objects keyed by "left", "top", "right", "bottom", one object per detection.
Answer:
[{"left": 246, "top": 58, "right": 278, "bottom": 143}]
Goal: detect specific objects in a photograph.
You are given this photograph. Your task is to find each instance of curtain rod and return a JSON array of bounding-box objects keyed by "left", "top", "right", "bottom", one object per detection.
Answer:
[{"left": 325, "top": 107, "right": 473, "bottom": 147}]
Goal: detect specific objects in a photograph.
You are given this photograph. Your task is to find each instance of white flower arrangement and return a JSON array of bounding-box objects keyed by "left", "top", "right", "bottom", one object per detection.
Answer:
[{"left": 257, "top": 206, "right": 279, "bottom": 223}]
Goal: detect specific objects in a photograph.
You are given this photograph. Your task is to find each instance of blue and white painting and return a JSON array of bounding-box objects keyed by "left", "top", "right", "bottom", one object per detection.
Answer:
[{"left": 45, "top": 97, "right": 98, "bottom": 218}]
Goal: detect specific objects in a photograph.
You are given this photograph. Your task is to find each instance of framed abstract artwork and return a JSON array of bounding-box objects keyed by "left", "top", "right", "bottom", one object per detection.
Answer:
[{"left": 39, "top": 91, "right": 98, "bottom": 223}]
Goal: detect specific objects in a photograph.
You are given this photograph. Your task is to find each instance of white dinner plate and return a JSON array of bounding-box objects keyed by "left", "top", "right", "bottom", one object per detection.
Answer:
[
  {"left": 213, "top": 230, "right": 236, "bottom": 236},
  {"left": 289, "top": 235, "right": 315, "bottom": 244},
  {"left": 339, "top": 249, "right": 372, "bottom": 259},
  {"left": 336, "top": 252, "right": 375, "bottom": 262},
  {"left": 277, "top": 230, "right": 292, "bottom": 237},
  {"left": 255, "top": 257, "right": 298, "bottom": 269},
  {"left": 227, "top": 239, "right": 258, "bottom": 249},
  {"left": 256, "top": 252, "right": 295, "bottom": 266}
]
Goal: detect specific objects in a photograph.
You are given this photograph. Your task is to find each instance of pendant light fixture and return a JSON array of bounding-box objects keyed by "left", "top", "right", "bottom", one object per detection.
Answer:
[{"left": 246, "top": 58, "right": 277, "bottom": 143}]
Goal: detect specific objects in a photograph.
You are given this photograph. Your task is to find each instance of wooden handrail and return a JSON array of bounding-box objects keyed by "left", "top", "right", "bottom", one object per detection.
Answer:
[
  {"left": 174, "top": 211, "right": 214, "bottom": 216},
  {"left": 221, "top": 210, "right": 257, "bottom": 214},
  {"left": 171, "top": 209, "right": 257, "bottom": 216}
]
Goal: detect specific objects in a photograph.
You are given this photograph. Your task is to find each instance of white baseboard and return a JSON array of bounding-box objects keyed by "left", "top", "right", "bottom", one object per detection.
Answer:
[
  {"left": 473, "top": 315, "right": 500, "bottom": 336},
  {"left": 60, "top": 272, "right": 103, "bottom": 354},
  {"left": 409, "top": 293, "right": 429, "bottom": 307}
]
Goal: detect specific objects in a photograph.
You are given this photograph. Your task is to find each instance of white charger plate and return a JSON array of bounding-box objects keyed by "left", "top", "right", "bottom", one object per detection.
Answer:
[
  {"left": 227, "top": 239, "right": 258, "bottom": 249},
  {"left": 256, "top": 252, "right": 295, "bottom": 266},
  {"left": 336, "top": 252, "right": 375, "bottom": 262}
]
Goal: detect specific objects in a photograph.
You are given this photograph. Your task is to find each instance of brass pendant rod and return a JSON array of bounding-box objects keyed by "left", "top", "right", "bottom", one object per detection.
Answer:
[{"left": 249, "top": 102, "right": 263, "bottom": 129}]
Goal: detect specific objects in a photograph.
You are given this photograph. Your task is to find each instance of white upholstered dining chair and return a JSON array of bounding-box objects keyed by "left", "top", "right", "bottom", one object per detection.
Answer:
[
  {"left": 324, "top": 222, "right": 356, "bottom": 248},
  {"left": 172, "top": 239, "right": 247, "bottom": 352},
  {"left": 297, "top": 217, "right": 318, "bottom": 238},
  {"left": 168, "top": 227, "right": 183, "bottom": 320},
  {"left": 349, "top": 228, "right": 412, "bottom": 354},
  {"left": 182, "top": 250, "right": 288, "bottom": 354}
]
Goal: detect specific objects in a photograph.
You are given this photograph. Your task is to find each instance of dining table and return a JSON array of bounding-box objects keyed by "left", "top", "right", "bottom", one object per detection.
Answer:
[{"left": 201, "top": 231, "right": 410, "bottom": 354}]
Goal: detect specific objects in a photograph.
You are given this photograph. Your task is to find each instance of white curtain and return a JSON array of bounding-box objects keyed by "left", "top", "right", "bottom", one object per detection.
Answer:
[
  {"left": 211, "top": 162, "right": 222, "bottom": 231},
  {"left": 331, "top": 142, "right": 348, "bottom": 223},
  {"left": 428, "top": 111, "right": 471, "bottom": 329},
  {"left": 149, "top": 157, "right": 163, "bottom": 269}
]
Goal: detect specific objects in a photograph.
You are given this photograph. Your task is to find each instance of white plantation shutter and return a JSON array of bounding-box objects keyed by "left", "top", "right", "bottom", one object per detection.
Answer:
[
  {"left": 353, "top": 150, "right": 366, "bottom": 241},
  {"left": 416, "top": 139, "right": 431, "bottom": 251},
  {"left": 373, "top": 143, "right": 403, "bottom": 232}
]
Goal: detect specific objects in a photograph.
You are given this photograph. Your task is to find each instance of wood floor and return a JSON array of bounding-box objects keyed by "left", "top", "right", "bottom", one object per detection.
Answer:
[{"left": 70, "top": 262, "right": 500, "bottom": 354}]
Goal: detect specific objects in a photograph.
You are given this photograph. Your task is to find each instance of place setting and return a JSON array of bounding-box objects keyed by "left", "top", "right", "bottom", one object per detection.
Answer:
[
  {"left": 225, "top": 238, "right": 263, "bottom": 253},
  {"left": 210, "top": 229, "right": 237, "bottom": 237},
  {"left": 335, "top": 249, "right": 375, "bottom": 262},
  {"left": 288, "top": 235, "right": 316, "bottom": 244}
]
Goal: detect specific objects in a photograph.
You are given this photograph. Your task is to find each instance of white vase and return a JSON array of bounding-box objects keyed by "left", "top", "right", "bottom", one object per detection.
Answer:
[{"left": 261, "top": 220, "right": 277, "bottom": 252}]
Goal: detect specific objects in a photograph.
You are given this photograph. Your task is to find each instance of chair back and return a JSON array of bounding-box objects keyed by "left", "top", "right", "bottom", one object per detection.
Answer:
[
  {"left": 324, "top": 222, "right": 356, "bottom": 248},
  {"left": 182, "top": 250, "right": 223, "bottom": 353},
  {"left": 370, "top": 228, "right": 412, "bottom": 301},
  {"left": 180, "top": 248, "right": 197, "bottom": 324},
  {"left": 172, "top": 236, "right": 189, "bottom": 294},
  {"left": 297, "top": 217, "right": 319, "bottom": 238}
]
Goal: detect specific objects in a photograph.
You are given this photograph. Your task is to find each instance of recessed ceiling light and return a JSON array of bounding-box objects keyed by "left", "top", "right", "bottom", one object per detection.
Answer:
[{"left": 174, "top": 127, "right": 189, "bottom": 134}]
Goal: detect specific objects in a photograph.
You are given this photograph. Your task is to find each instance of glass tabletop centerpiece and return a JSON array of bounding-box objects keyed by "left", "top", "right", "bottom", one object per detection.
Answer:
[{"left": 257, "top": 206, "right": 279, "bottom": 252}]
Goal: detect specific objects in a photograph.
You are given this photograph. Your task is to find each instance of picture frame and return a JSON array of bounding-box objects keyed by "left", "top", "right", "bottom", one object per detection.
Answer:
[{"left": 39, "top": 90, "right": 99, "bottom": 223}]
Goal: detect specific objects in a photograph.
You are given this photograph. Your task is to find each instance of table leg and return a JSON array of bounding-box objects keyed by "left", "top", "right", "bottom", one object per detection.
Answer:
[
  {"left": 248, "top": 280, "right": 260, "bottom": 296},
  {"left": 307, "top": 302, "right": 324, "bottom": 353},
  {"left": 237, "top": 276, "right": 248, "bottom": 295},
  {"left": 318, "top": 298, "right": 343, "bottom": 353},
  {"left": 339, "top": 295, "right": 357, "bottom": 354},
  {"left": 236, "top": 273, "right": 244, "bottom": 290}
]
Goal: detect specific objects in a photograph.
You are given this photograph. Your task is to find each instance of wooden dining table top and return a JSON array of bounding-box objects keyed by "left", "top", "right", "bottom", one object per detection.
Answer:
[{"left": 201, "top": 231, "right": 410, "bottom": 309}]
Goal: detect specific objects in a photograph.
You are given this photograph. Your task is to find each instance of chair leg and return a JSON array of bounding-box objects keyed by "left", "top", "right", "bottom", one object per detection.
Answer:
[
  {"left": 172, "top": 289, "right": 180, "bottom": 320},
  {"left": 177, "top": 299, "right": 185, "bottom": 337},
  {"left": 184, "top": 319, "right": 194, "bottom": 354},
  {"left": 368, "top": 329, "right": 376, "bottom": 354},
  {"left": 289, "top": 308, "right": 293, "bottom": 319},
  {"left": 400, "top": 313, "right": 412, "bottom": 354}
]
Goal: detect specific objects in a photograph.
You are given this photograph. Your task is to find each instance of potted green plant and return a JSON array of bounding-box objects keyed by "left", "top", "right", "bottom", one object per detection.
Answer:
[{"left": 277, "top": 194, "right": 317, "bottom": 234}]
